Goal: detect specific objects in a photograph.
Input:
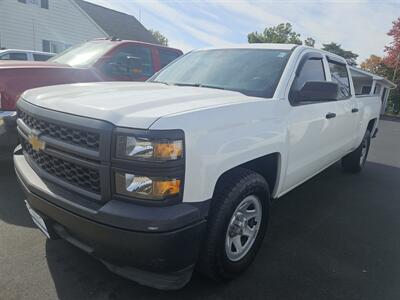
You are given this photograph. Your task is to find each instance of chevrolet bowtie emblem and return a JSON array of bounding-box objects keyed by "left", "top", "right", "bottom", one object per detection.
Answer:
[{"left": 28, "top": 133, "right": 45, "bottom": 152}]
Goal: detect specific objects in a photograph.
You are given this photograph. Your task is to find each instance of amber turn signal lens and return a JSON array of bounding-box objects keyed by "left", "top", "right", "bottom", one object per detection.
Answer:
[
  {"left": 153, "top": 179, "right": 181, "bottom": 197},
  {"left": 154, "top": 141, "right": 183, "bottom": 160}
]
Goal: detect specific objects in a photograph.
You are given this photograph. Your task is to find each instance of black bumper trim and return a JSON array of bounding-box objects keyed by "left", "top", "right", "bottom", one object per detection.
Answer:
[
  {"left": 101, "top": 261, "right": 193, "bottom": 290},
  {"left": 20, "top": 179, "right": 206, "bottom": 289},
  {"left": 15, "top": 150, "right": 208, "bottom": 289},
  {"left": 14, "top": 148, "right": 209, "bottom": 233}
]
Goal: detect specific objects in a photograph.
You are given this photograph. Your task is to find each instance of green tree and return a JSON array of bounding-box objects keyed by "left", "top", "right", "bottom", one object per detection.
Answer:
[
  {"left": 248, "top": 23, "right": 302, "bottom": 45},
  {"left": 321, "top": 42, "right": 359, "bottom": 66},
  {"left": 149, "top": 29, "right": 168, "bottom": 46},
  {"left": 304, "top": 37, "right": 315, "bottom": 47}
]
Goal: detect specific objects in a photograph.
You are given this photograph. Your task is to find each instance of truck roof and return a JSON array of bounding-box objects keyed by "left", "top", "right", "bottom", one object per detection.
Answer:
[
  {"left": 196, "top": 44, "right": 351, "bottom": 65},
  {"left": 199, "top": 43, "right": 299, "bottom": 51},
  {"left": 92, "top": 38, "right": 183, "bottom": 53}
]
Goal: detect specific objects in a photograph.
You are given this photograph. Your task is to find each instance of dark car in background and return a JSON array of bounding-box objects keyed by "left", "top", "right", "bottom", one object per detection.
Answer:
[{"left": 0, "top": 38, "right": 183, "bottom": 155}]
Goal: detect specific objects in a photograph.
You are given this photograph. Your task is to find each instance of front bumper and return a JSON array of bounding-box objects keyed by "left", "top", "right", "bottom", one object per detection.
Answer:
[
  {"left": 0, "top": 111, "right": 18, "bottom": 151},
  {"left": 14, "top": 148, "right": 207, "bottom": 290}
]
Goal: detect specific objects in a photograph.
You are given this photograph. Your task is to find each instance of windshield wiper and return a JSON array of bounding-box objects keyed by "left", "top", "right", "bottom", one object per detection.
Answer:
[
  {"left": 172, "top": 83, "right": 201, "bottom": 87},
  {"left": 171, "top": 83, "right": 226, "bottom": 90},
  {"left": 199, "top": 84, "right": 226, "bottom": 90},
  {"left": 150, "top": 80, "right": 171, "bottom": 86}
]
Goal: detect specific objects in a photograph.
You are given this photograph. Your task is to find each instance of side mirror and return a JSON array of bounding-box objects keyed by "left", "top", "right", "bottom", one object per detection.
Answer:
[{"left": 297, "top": 81, "right": 339, "bottom": 102}]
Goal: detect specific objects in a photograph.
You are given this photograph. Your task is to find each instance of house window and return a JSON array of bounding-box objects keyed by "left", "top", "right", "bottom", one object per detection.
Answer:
[
  {"left": 361, "top": 86, "right": 371, "bottom": 95},
  {"left": 42, "top": 40, "right": 70, "bottom": 54},
  {"left": 18, "top": 0, "right": 49, "bottom": 9},
  {"left": 374, "top": 84, "right": 382, "bottom": 95}
]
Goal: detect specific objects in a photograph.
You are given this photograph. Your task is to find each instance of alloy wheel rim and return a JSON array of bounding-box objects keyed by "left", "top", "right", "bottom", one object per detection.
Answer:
[{"left": 225, "top": 195, "right": 262, "bottom": 262}]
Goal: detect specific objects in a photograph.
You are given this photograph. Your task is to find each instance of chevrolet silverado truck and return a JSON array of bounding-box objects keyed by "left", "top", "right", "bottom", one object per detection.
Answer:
[
  {"left": 0, "top": 38, "right": 182, "bottom": 156},
  {"left": 14, "top": 44, "right": 384, "bottom": 289}
]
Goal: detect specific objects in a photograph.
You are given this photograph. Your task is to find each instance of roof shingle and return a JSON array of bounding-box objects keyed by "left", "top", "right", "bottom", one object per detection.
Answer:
[{"left": 74, "top": 0, "right": 159, "bottom": 44}]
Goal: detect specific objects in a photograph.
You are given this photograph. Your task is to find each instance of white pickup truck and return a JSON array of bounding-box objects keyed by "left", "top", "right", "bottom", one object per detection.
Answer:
[{"left": 14, "top": 44, "right": 383, "bottom": 290}]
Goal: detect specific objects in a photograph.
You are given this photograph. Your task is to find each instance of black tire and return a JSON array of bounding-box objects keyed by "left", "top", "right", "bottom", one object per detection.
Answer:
[
  {"left": 197, "top": 168, "right": 270, "bottom": 281},
  {"left": 341, "top": 129, "right": 371, "bottom": 173}
]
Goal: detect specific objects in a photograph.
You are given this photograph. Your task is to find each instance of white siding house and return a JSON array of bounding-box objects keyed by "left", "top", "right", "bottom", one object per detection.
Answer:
[
  {"left": 0, "top": 0, "right": 107, "bottom": 53},
  {"left": 0, "top": 0, "right": 158, "bottom": 53},
  {"left": 350, "top": 66, "right": 397, "bottom": 114}
]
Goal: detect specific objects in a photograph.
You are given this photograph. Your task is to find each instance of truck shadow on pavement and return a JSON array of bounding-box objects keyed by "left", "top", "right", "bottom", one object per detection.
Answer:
[
  {"left": 45, "top": 160, "right": 400, "bottom": 300},
  {"left": 0, "top": 160, "right": 34, "bottom": 228}
]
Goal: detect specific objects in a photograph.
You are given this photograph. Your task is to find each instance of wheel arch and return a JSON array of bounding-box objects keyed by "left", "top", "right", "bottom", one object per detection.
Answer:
[
  {"left": 367, "top": 118, "right": 377, "bottom": 133},
  {"left": 212, "top": 152, "right": 281, "bottom": 201}
]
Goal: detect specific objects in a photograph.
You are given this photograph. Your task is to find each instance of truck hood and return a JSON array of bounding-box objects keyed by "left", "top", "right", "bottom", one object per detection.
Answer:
[
  {"left": 22, "top": 82, "right": 257, "bottom": 129},
  {"left": 0, "top": 60, "right": 70, "bottom": 69}
]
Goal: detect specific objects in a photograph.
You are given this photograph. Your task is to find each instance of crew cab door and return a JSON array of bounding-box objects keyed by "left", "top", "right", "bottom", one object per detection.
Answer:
[
  {"left": 283, "top": 52, "right": 339, "bottom": 192},
  {"left": 326, "top": 57, "right": 360, "bottom": 153}
]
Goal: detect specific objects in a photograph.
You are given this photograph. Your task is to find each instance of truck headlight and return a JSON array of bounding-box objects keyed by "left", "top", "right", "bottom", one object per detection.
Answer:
[
  {"left": 116, "top": 135, "right": 183, "bottom": 161},
  {"left": 115, "top": 172, "right": 181, "bottom": 200}
]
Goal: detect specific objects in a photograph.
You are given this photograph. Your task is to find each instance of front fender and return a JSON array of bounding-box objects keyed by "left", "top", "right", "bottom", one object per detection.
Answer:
[{"left": 151, "top": 99, "right": 290, "bottom": 203}]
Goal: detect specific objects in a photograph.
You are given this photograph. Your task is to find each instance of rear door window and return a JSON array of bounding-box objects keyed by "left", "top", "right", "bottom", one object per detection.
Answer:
[
  {"left": 328, "top": 60, "right": 351, "bottom": 99},
  {"left": 104, "top": 45, "right": 154, "bottom": 79},
  {"left": 158, "top": 49, "right": 181, "bottom": 68},
  {"left": 33, "top": 53, "right": 52, "bottom": 61},
  {"left": 0, "top": 52, "right": 28, "bottom": 60}
]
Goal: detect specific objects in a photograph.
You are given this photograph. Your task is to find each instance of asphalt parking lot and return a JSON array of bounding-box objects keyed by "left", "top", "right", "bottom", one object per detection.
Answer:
[{"left": 0, "top": 119, "right": 399, "bottom": 300}]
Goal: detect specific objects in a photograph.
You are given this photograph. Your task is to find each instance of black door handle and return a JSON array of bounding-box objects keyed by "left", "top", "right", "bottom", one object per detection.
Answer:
[
  {"left": 326, "top": 112, "right": 336, "bottom": 119},
  {"left": 351, "top": 108, "right": 359, "bottom": 113}
]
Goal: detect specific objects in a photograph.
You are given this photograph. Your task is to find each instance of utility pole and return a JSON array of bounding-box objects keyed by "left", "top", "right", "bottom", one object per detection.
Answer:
[
  {"left": 32, "top": 18, "right": 36, "bottom": 51},
  {"left": 393, "top": 53, "right": 400, "bottom": 82}
]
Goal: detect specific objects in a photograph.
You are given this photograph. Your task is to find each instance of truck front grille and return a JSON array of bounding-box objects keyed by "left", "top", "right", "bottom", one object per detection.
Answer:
[
  {"left": 18, "top": 110, "right": 100, "bottom": 151},
  {"left": 22, "top": 140, "right": 101, "bottom": 194}
]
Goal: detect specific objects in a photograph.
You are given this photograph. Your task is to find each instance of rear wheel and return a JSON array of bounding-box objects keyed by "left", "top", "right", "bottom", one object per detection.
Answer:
[
  {"left": 197, "top": 168, "right": 270, "bottom": 281},
  {"left": 341, "top": 130, "right": 371, "bottom": 173}
]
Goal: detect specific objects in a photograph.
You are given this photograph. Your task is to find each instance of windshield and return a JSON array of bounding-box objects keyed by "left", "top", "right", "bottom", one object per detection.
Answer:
[
  {"left": 150, "top": 48, "right": 291, "bottom": 98},
  {"left": 48, "top": 41, "right": 115, "bottom": 68}
]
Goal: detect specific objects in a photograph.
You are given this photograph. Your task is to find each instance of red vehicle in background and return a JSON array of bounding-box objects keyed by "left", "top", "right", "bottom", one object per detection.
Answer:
[{"left": 0, "top": 38, "right": 183, "bottom": 155}]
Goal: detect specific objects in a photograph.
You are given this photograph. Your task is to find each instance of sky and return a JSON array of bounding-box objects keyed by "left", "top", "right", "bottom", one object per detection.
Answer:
[{"left": 86, "top": 0, "right": 400, "bottom": 63}]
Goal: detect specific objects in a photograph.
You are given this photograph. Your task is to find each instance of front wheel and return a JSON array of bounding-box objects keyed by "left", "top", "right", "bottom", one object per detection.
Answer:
[
  {"left": 341, "top": 129, "right": 371, "bottom": 173},
  {"left": 197, "top": 168, "right": 270, "bottom": 281}
]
